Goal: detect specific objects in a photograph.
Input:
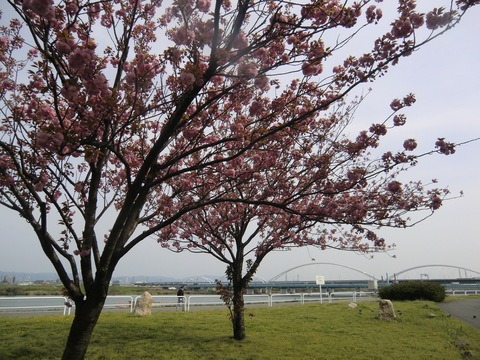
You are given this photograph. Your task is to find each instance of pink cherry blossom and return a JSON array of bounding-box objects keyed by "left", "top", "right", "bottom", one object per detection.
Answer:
[
  {"left": 180, "top": 71, "right": 196, "bottom": 87},
  {"left": 369, "top": 124, "right": 387, "bottom": 136},
  {"left": 237, "top": 62, "right": 258, "bottom": 78},
  {"left": 302, "top": 62, "right": 323, "bottom": 76},
  {"left": 74, "top": 182, "right": 84, "bottom": 193},
  {"left": 233, "top": 33, "right": 248, "bottom": 49},
  {"left": 393, "top": 114, "right": 406, "bottom": 126},
  {"left": 23, "top": 0, "right": 55, "bottom": 20},
  {"left": 391, "top": 19, "right": 413, "bottom": 38},
  {"left": 403, "top": 139, "right": 417, "bottom": 151},
  {"left": 65, "top": 1, "right": 79, "bottom": 16},
  {"left": 366, "top": 5, "right": 383, "bottom": 24},
  {"left": 56, "top": 40, "right": 72, "bottom": 54},
  {"left": 426, "top": 9, "right": 452, "bottom": 30},
  {"left": 435, "top": 138, "right": 456, "bottom": 155},
  {"left": 409, "top": 13, "right": 424, "bottom": 28},
  {"left": 170, "top": 27, "right": 194, "bottom": 45},
  {"left": 430, "top": 195, "right": 442, "bottom": 210},
  {"left": 403, "top": 93, "right": 416, "bottom": 106},
  {"left": 390, "top": 98, "right": 403, "bottom": 111},
  {"left": 183, "top": 127, "right": 199, "bottom": 141},
  {"left": 254, "top": 76, "right": 269, "bottom": 90},
  {"left": 387, "top": 181, "right": 402, "bottom": 193},
  {"left": 249, "top": 101, "right": 263, "bottom": 116},
  {"left": 197, "top": 0, "right": 211, "bottom": 13},
  {"left": 68, "top": 48, "right": 93, "bottom": 73}
]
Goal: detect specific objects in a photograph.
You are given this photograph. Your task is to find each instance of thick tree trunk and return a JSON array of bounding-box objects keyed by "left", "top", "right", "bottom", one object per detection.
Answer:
[
  {"left": 61, "top": 296, "right": 106, "bottom": 360},
  {"left": 232, "top": 283, "right": 246, "bottom": 340}
]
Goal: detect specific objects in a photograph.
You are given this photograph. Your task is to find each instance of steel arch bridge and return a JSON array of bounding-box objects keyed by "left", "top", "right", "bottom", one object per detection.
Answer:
[
  {"left": 267, "top": 263, "right": 480, "bottom": 283},
  {"left": 393, "top": 264, "right": 480, "bottom": 278},
  {"left": 269, "top": 262, "right": 379, "bottom": 282},
  {"left": 210, "top": 274, "right": 269, "bottom": 284}
]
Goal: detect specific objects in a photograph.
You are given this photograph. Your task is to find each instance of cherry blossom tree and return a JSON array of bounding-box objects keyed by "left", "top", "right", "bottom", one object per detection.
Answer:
[
  {"left": 0, "top": 0, "right": 478, "bottom": 358},
  {"left": 159, "top": 97, "right": 455, "bottom": 340}
]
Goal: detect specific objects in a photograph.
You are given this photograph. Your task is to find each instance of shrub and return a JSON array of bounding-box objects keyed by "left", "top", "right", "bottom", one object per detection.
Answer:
[
  {"left": 4, "top": 287, "right": 18, "bottom": 296},
  {"left": 378, "top": 281, "right": 446, "bottom": 302}
]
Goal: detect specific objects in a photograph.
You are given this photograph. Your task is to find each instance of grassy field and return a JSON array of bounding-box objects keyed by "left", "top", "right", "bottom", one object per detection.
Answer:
[{"left": 1, "top": 300, "right": 479, "bottom": 359}]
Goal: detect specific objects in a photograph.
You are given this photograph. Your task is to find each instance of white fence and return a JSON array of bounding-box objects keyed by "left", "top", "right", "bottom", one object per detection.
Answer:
[
  {"left": 103, "top": 295, "right": 135, "bottom": 312},
  {"left": 447, "top": 289, "right": 480, "bottom": 296},
  {"left": 0, "top": 296, "right": 73, "bottom": 315},
  {"left": 2, "top": 289, "right": 478, "bottom": 315},
  {"left": 0, "top": 291, "right": 377, "bottom": 315},
  {"left": 0, "top": 290, "right": 480, "bottom": 316}
]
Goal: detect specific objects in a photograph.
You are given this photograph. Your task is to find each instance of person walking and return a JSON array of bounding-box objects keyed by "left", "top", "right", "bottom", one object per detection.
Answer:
[{"left": 176, "top": 286, "right": 185, "bottom": 311}]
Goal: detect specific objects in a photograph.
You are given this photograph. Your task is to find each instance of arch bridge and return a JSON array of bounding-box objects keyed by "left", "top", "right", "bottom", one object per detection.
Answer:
[
  {"left": 268, "top": 263, "right": 480, "bottom": 282},
  {"left": 149, "top": 263, "right": 480, "bottom": 292},
  {"left": 393, "top": 264, "right": 480, "bottom": 280},
  {"left": 268, "top": 262, "right": 379, "bottom": 282}
]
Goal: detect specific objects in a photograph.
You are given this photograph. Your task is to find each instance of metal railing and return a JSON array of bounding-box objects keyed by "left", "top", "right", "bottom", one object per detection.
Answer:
[
  {"left": 135, "top": 292, "right": 374, "bottom": 311},
  {"left": 103, "top": 295, "right": 135, "bottom": 312},
  {"left": 447, "top": 289, "right": 480, "bottom": 296},
  {"left": 270, "top": 291, "right": 377, "bottom": 305},
  {"left": 3, "top": 289, "right": 478, "bottom": 315},
  {"left": 0, "top": 292, "right": 378, "bottom": 315},
  {"left": 270, "top": 293, "right": 303, "bottom": 305},
  {"left": 0, "top": 296, "right": 72, "bottom": 315},
  {"left": 13, "top": 290, "right": 480, "bottom": 315}
]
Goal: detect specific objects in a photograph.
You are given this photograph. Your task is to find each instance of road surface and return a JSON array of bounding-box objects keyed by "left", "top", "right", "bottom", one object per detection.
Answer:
[{"left": 437, "top": 298, "right": 480, "bottom": 329}]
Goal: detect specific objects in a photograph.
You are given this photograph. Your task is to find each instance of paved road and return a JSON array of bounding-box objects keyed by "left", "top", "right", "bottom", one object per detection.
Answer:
[{"left": 437, "top": 298, "right": 480, "bottom": 329}]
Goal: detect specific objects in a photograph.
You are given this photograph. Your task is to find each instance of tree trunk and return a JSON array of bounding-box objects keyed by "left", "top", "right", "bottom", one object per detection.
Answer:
[
  {"left": 232, "top": 282, "right": 246, "bottom": 340},
  {"left": 61, "top": 296, "right": 106, "bottom": 360}
]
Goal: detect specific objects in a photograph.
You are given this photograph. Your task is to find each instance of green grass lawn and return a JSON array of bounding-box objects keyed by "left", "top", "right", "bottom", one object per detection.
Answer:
[{"left": 1, "top": 301, "right": 479, "bottom": 359}]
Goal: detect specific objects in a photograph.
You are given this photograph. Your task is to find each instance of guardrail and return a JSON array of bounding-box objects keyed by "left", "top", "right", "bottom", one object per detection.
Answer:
[
  {"left": 0, "top": 292, "right": 378, "bottom": 315},
  {"left": 1, "top": 292, "right": 362, "bottom": 315},
  {"left": 103, "top": 295, "right": 135, "bottom": 312},
  {"left": 0, "top": 296, "right": 72, "bottom": 315},
  {"left": 3, "top": 289, "right": 478, "bottom": 316},
  {"left": 137, "top": 291, "right": 375, "bottom": 312},
  {"left": 447, "top": 290, "right": 480, "bottom": 296}
]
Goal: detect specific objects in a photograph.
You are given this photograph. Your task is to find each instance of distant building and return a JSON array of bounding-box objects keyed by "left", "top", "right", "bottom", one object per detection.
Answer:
[{"left": 1, "top": 275, "right": 16, "bottom": 284}]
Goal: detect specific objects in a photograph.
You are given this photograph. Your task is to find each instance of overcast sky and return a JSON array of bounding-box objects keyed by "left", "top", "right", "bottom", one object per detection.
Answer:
[{"left": 0, "top": 3, "right": 479, "bottom": 282}]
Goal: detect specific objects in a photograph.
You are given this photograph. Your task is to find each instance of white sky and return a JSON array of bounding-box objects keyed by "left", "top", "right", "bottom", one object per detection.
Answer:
[{"left": 0, "top": 3, "right": 479, "bottom": 282}]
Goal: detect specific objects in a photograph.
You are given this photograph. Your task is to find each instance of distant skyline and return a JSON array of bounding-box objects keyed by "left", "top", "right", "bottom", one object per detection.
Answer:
[
  {"left": 2, "top": 261, "right": 480, "bottom": 284},
  {"left": 1, "top": 4, "right": 479, "bottom": 284}
]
